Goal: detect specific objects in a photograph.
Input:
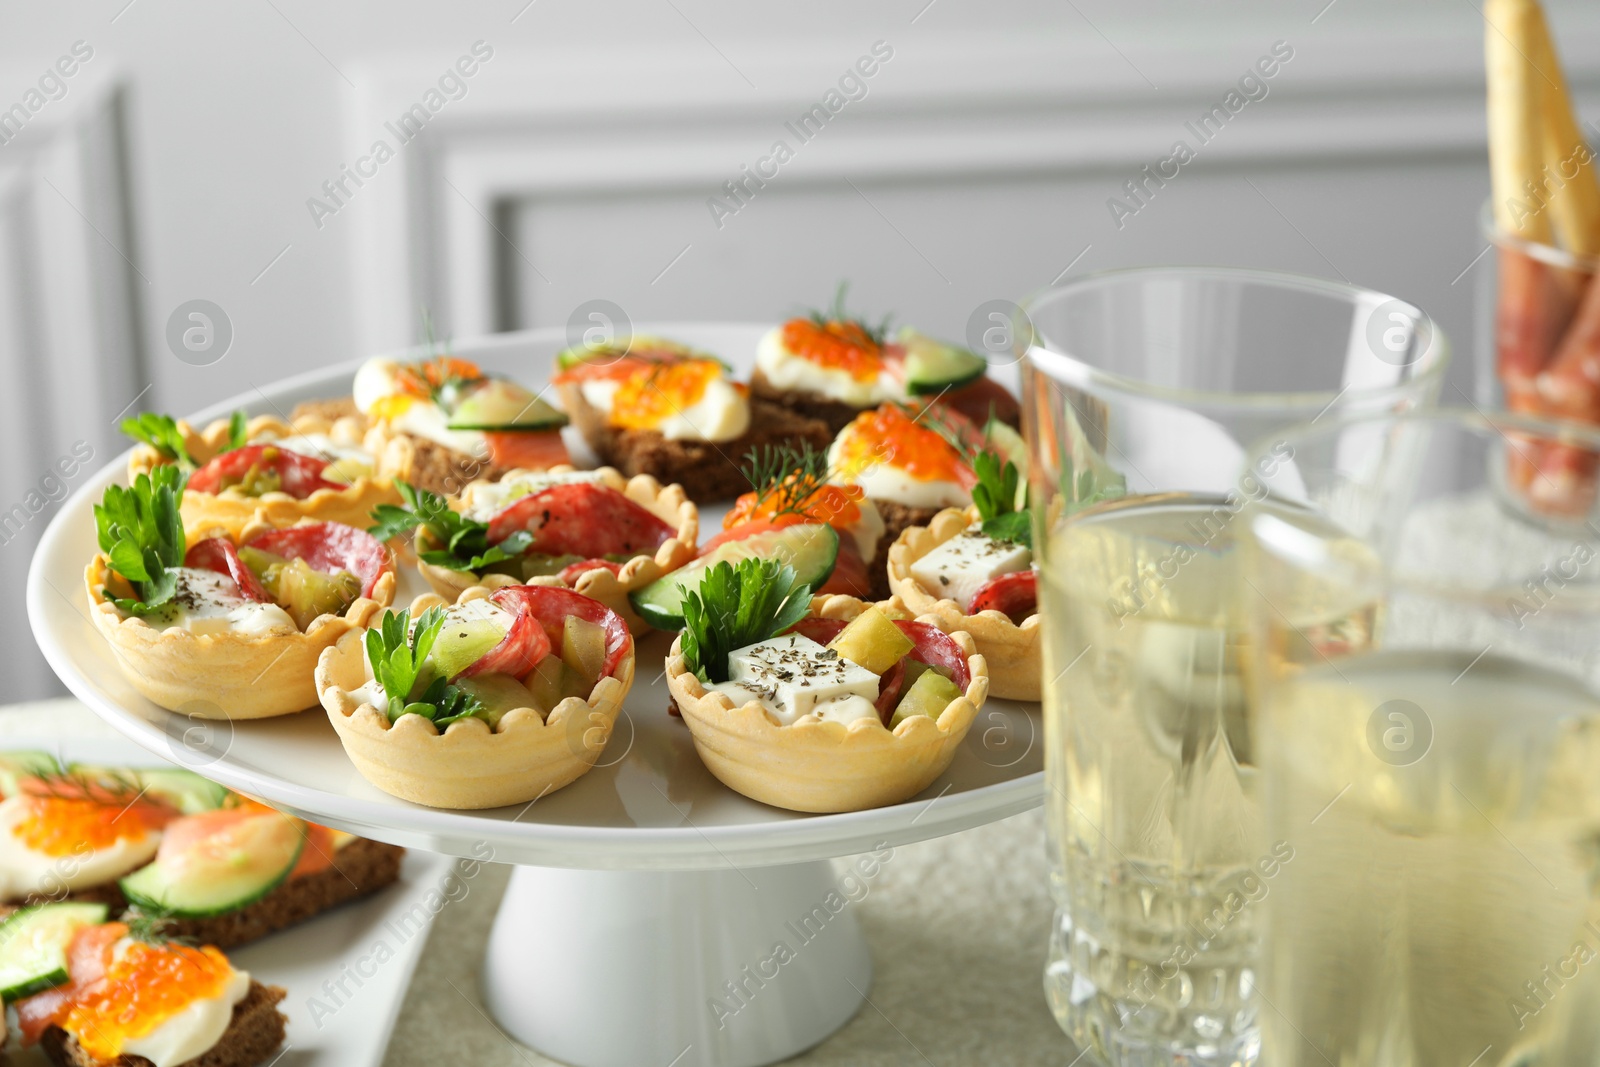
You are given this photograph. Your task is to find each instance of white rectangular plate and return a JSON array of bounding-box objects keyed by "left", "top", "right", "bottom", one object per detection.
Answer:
[{"left": 3, "top": 737, "right": 453, "bottom": 1067}]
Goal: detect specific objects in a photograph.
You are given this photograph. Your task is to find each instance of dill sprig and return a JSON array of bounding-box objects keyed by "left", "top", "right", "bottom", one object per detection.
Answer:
[
  {"left": 22, "top": 766, "right": 148, "bottom": 806},
  {"left": 122, "top": 909, "right": 200, "bottom": 949},
  {"left": 803, "top": 281, "right": 892, "bottom": 346},
  {"left": 741, "top": 443, "right": 831, "bottom": 519}
]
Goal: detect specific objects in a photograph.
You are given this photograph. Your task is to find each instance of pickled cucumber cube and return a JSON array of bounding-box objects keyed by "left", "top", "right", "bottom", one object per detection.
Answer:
[
  {"left": 529, "top": 653, "right": 590, "bottom": 710},
  {"left": 890, "top": 670, "right": 962, "bottom": 728},
  {"left": 272, "top": 558, "right": 361, "bottom": 630},
  {"left": 827, "top": 606, "right": 914, "bottom": 675},
  {"left": 428, "top": 600, "right": 516, "bottom": 679},
  {"left": 562, "top": 616, "right": 607, "bottom": 687},
  {"left": 453, "top": 674, "right": 535, "bottom": 727}
]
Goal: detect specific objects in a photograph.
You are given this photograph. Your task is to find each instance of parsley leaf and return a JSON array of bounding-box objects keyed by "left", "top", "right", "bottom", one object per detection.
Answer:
[
  {"left": 367, "top": 481, "right": 531, "bottom": 572},
  {"left": 365, "top": 606, "right": 486, "bottom": 727},
  {"left": 681, "top": 557, "right": 812, "bottom": 684},
  {"left": 121, "top": 413, "right": 198, "bottom": 471},
  {"left": 94, "top": 466, "right": 187, "bottom": 615},
  {"left": 970, "top": 450, "right": 1033, "bottom": 547}
]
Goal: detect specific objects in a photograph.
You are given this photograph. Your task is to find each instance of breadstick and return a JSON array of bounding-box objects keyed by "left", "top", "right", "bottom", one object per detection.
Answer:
[
  {"left": 1530, "top": 3, "right": 1600, "bottom": 254},
  {"left": 1485, "top": 0, "right": 1553, "bottom": 241}
]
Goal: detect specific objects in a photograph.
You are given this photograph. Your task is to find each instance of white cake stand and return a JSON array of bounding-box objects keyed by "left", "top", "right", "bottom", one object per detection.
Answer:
[{"left": 27, "top": 326, "right": 1043, "bottom": 1067}]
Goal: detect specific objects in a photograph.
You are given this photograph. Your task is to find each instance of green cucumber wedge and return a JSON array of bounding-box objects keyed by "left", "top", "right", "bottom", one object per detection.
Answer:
[
  {"left": 120, "top": 809, "right": 304, "bottom": 919},
  {"left": 630, "top": 524, "right": 839, "bottom": 631},
  {"left": 0, "top": 902, "right": 109, "bottom": 1002},
  {"left": 447, "top": 379, "right": 568, "bottom": 431},
  {"left": 898, "top": 328, "right": 987, "bottom": 395}
]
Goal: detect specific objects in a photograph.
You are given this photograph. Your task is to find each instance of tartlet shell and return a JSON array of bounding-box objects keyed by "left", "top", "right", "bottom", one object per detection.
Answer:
[
  {"left": 127, "top": 414, "right": 399, "bottom": 537},
  {"left": 412, "top": 466, "right": 697, "bottom": 634},
  {"left": 665, "top": 593, "right": 989, "bottom": 813},
  {"left": 84, "top": 525, "right": 397, "bottom": 719},
  {"left": 315, "top": 585, "right": 635, "bottom": 810},
  {"left": 886, "top": 507, "right": 1041, "bottom": 702}
]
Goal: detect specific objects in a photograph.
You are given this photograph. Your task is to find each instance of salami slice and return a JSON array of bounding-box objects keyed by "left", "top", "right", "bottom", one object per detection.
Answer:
[
  {"left": 187, "top": 444, "right": 340, "bottom": 499},
  {"left": 968, "top": 569, "right": 1038, "bottom": 623},
  {"left": 874, "top": 658, "right": 907, "bottom": 723},
  {"left": 242, "top": 522, "right": 392, "bottom": 598},
  {"left": 458, "top": 608, "right": 549, "bottom": 681},
  {"left": 486, "top": 483, "right": 674, "bottom": 559},
  {"left": 557, "top": 558, "right": 625, "bottom": 585},
  {"left": 185, "top": 537, "right": 271, "bottom": 602},
  {"left": 489, "top": 586, "right": 633, "bottom": 678}
]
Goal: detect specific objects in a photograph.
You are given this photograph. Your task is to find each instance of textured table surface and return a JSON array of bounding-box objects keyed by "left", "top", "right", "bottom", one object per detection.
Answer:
[{"left": 3, "top": 701, "right": 1068, "bottom": 1066}]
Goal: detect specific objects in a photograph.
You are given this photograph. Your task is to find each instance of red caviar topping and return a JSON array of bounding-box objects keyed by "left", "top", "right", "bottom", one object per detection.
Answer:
[
  {"left": 59, "top": 925, "right": 235, "bottom": 1060},
  {"left": 610, "top": 360, "right": 735, "bottom": 431},
  {"left": 724, "top": 479, "right": 864, "bottom": 531},
  {"left": 781, "top": 319, "right": 882, "bottom": 382},
  {"left": 13, "top": 795, "right": 172, "bottom": 857},
  {"left": 833, "top": 405, "right": 975, "bottom": 487}
]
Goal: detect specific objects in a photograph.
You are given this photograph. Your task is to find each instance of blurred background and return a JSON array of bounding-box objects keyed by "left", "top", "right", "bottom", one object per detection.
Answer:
[{"left": 4, "top": 0, "right": 1598, "bottom": 699}]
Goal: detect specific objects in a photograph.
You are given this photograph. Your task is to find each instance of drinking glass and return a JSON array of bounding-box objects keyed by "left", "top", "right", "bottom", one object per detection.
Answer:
[
  {"left": 1244, "top": 409, "right": 1600, "bottom": 1067},
  {"left": 1020, "top": 267, "right": 1450, "bottom": 1067}
]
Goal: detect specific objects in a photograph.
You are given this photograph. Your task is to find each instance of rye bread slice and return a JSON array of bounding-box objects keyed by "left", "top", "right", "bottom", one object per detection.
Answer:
[
  {"left": 870, "top": 499, "right": 943, "bottom": 601},
  {"left": 560, "top": 384, "right": 832, "bottom": 502},
  {"left": 28, "top": 839, "right": 405, "bottom": 951},
  {"left": 749, "top": 371, "right": 866, "bottom": 436},
  {"left": 39, "top": 979, "right": 287, "bottom": 1067}
]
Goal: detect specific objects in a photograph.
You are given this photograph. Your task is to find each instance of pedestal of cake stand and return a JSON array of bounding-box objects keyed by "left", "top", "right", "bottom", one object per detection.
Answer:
[{"left": 483, "top": 860, "right": 871, "bottom": 1067}]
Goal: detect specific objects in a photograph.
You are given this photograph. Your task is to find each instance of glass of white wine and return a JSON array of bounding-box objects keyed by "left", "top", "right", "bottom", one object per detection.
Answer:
[
  {"left": 1020, "top": 268, "right": 1449, "bottom": 1067},
  {"left": 1244, "top": 410, "right": 1600, "bottom": 1067}
]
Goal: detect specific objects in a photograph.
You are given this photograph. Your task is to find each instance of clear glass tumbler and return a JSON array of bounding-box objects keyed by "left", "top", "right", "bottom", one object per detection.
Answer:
[
  {"left": 1020, "top": 267, "right": 1449, "bottom": 1067},
  {"left": 1244, "top": 409, "right": 1600, "bottom": 1067}
]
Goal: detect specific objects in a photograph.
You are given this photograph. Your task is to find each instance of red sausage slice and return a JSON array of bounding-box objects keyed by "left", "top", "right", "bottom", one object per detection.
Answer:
[
  {"left": 557, "top": 559, "right": 625, "bottom": 585},
  {"left": 486, "top": 483, "right": 675, "bottom": 558},
  {"left": 185, "top": 537, "right": 271, "bottom": 602},
  {"left": 187, "top": 444, "right": 340, "bottom": 500},
  {"left": 967, "top": 569, "right": 1038, "bottom": 623},
  {"left": 457, "top": 606, "right": 549, "bottom": 681},
  {"left": 488, "top": 585, "right": 633, "bottom": 679},
  {"left": 243, "top": 522, "right": 393, "bottom": 599}
]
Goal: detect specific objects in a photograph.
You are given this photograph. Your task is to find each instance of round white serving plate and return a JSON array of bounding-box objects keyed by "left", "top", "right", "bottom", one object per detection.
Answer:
[{"left": 28, "top": 324, "right": 1042, "bottom": 1067}]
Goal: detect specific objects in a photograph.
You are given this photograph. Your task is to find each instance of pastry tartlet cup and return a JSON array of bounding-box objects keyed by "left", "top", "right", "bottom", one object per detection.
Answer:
[
  {"left": 315, "top": 586, "right": 635, "bottom": 810},
  {"left": 886, "top": 507, "right": 1041, "bottom": 702},
  {"left": 665, "top": 593, "right": 989, "bottom": 813},
  {"left": 84, "top": 533, "right": 397, "bottom": 721},
  {"left": 128, "top": 413, "right": 399, "bottom": 537},
  {"left": 412, "top": 467, "right": 698, "bottom": 634}
]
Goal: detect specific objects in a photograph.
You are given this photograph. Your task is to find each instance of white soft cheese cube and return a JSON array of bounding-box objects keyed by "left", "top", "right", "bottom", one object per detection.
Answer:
[
  {"left": 726, "top": 634, "right": 880, "bottom": 725},
  {"left": 909, "top": 525, "right": 1032, "bottom": 612}
]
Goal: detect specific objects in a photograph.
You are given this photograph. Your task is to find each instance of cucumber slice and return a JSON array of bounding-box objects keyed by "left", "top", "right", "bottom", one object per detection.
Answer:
[
  {"left": 0, "top": 902, "right": 109, "bottom": 1002},
  {"left": 447, "top": 379, "right": 567, "bottom": 431},
  {"left": 0, "top": 751, "right": 58, "bottom": 797},
  {"left": 60, "top": 765, "right": 229, "bottom": 814},
  {"left": 453, "top": 674, "right": 535, "bottom": 728},
  {"left": 899, "top": 328, "right": 987, "bottom": 395},
  {"left": 428, "top": 599, "right": 518, "bottom": 680},
  {"left": 139, "top": 770, "right": 231, "bottom": 814},
  {"left": 630, "top": 524, "right": 838, "bottom": 631},
  {"left": 119, "top": 809, "right": 304, "bottom": 918}
]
